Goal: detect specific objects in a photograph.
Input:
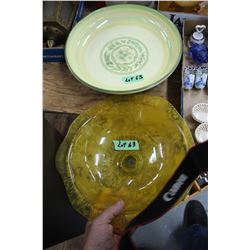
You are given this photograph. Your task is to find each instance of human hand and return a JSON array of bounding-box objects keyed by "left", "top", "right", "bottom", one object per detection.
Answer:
[{"left": 83, "top": 200, "right": 125, "bottom": 250}]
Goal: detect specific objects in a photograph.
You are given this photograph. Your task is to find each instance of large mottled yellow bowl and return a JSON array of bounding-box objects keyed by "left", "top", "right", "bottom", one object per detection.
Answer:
[
  {"left": 65, "top": 4, "right": 182, "bottom": 94},
  {"left": 56, "top": 95, "right": 194, "bottom": 232}
]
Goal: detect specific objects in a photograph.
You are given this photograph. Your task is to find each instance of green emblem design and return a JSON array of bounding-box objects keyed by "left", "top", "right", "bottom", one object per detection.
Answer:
[{"left": 101, "top": 37, "right": 148, "bottom": 74}]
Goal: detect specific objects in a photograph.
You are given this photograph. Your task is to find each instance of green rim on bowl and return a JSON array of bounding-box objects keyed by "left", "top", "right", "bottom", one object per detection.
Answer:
[{"left": 65, "top": 4, "right": 182, "bottom": 94}]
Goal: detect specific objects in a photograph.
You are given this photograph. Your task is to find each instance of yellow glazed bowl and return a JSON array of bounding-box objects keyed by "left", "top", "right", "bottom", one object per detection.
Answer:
[{"left": 56, "top": 95, "right": 194, "bottom": 232}]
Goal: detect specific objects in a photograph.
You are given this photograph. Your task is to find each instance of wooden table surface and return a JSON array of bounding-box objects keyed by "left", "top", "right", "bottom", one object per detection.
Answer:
[{"left": 43, "top": 62, "right": 168, "bottom": 115}]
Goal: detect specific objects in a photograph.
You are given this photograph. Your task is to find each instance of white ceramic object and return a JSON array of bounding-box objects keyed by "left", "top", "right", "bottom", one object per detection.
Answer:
[
  {"left": 188, "top": 25, "right": 206, "bottom": 48},
  {"left": 192, "top": 103, "right": 208, "bottom": 123},
  {"left": 195, "top": 123, "right": 208, "bottom": 143}
]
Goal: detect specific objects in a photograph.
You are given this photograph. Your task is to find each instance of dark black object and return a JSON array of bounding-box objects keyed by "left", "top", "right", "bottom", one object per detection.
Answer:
[
  {"left": 119, "top": 141, "right": 208, "bottom": 250},
  {"left": 196, "top": 172, "right": 208, "bottom": 188},
  {"left": 43, "top": 118, "right": 87, "bottom": 249},
  {"left": 183, "top": 200, "right": 208, "bottom": 228},
  {"left": 43, "top": 1, "right": 78, "bottom": 47}
]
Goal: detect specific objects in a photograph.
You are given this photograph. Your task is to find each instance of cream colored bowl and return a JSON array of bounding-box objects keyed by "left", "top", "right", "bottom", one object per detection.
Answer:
[{"left": 65, "top": 4, "right": 182, "bottom": 94}]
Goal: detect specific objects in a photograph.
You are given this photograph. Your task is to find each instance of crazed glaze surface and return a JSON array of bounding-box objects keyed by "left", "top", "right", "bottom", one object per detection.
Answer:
[{"left": 56, "top": 95, "right": 194, "bottom": 232}]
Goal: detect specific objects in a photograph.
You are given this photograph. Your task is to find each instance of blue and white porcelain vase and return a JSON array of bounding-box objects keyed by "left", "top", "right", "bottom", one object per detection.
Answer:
[{"left": 188, "top": 25, "right": 208, "bottom": 65}]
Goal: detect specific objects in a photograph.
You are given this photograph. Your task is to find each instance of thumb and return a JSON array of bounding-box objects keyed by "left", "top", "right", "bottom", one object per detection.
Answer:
[{"left": 96, "top": 200, "right": 124, "bottom": 223}]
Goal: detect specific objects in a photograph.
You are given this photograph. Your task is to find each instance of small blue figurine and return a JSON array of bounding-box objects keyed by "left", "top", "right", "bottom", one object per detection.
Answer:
[{"left": 188, "top": 25, "right": 208, "bottom": 64}]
